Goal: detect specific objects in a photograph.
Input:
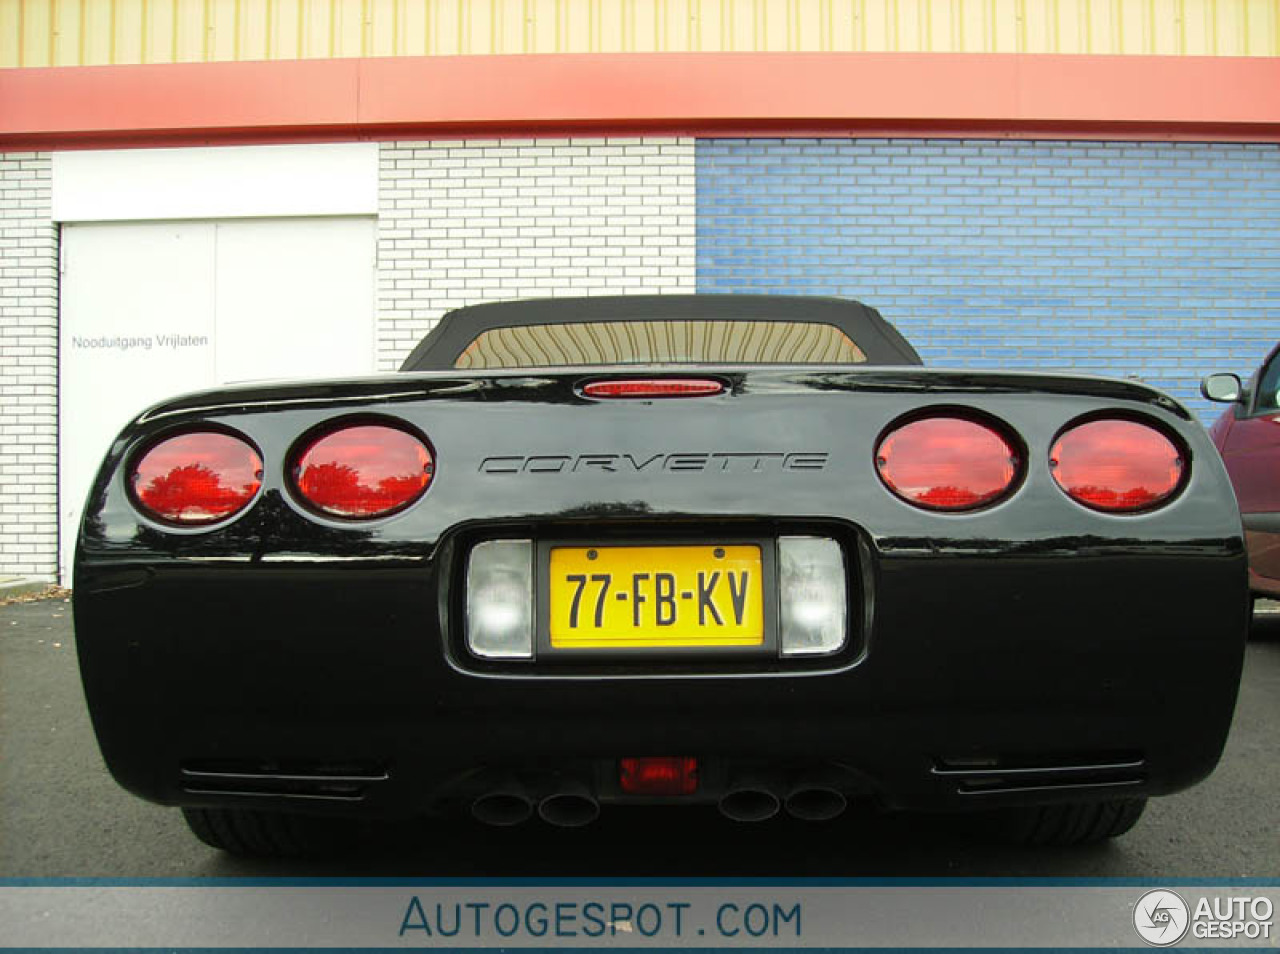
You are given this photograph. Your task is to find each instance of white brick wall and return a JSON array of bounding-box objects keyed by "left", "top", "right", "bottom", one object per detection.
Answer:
[
  {"left": 376, "top": 138, "right": 697, "bottom": 370},
  {"left": 0, "top": 153, "right": 58, "bottom": 581}
]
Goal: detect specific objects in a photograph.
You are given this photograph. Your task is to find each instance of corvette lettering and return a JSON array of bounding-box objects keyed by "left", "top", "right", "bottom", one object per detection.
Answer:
[{"left": 478, "top": 452, "right": 828, "bottom": 474}]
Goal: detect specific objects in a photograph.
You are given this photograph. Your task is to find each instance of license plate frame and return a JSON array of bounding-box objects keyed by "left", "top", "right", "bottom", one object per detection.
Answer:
[{"left": 535, "top": 538, "right": 778, "bottom": 657}]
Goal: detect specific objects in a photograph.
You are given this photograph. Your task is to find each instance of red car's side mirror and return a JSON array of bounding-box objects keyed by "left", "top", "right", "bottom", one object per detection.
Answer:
[{"left": 1201, "top": 373, "right": 1245, "bottom": 404}]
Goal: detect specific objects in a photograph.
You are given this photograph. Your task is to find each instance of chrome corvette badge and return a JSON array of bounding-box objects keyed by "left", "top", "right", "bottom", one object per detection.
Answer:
[{"left": 478, "top": 452, "right": 829, "bottom": 474}]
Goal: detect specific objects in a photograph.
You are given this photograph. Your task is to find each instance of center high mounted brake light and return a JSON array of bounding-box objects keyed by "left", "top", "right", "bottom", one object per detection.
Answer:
[{"left": 581, "top": 379, "right": 725, "bottom": 399}]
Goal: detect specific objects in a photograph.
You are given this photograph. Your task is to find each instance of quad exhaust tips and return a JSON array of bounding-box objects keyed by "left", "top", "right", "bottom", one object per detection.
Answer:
[{"left": 473, "top": 772, "right": 846, "bottom": 827}]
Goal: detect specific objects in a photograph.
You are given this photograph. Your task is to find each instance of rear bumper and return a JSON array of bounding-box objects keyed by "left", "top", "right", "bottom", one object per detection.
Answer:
[{"left": 74, "top": 523, "right": 1250, "bottom": 819}]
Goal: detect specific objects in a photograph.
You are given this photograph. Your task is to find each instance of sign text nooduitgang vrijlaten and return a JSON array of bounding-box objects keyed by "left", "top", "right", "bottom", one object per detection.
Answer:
[{"left": 71, "top": 334, "right": 210, "bottom": 352}]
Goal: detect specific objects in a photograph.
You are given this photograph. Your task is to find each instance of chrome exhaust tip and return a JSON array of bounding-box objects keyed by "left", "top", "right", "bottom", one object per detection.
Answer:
[
  {"left": 784, "top": 785, "right": 848, "bottom": 822},
  {"left": 537, "top": 780, "right": 600, "bottom": 828},
  {"left": 718, "top": 777, "right": 782, "bottom": 823},
  {"left": 471, "top": 783, "right": 534, "bottom": 827}
]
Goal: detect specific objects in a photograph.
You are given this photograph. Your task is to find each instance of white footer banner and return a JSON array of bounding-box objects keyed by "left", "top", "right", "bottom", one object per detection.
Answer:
[{"left": 0, "top": 883, "right": 1276, "bottom": 948}]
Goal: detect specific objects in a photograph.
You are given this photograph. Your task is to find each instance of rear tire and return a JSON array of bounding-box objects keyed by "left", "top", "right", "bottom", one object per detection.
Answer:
[
  {"left": 182, "top": 807, "right": 358, "bottom": 858},
  {"left": 988, "top": 797, "right": 1148, "bottom": 847}
]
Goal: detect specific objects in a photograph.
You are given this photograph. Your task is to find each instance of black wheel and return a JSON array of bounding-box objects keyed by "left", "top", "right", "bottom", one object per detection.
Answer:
[
  {"left": 182, "top": 807, "right": 359, "bottom": 858},
  {"left": 988, "top": 797, "right": 1148, "bottom": 847}
]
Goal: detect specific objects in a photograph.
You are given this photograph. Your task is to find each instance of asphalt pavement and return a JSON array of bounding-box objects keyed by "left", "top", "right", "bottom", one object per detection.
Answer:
[{"left": 1, "top": 594, "right": 1277, "bottom": 878}]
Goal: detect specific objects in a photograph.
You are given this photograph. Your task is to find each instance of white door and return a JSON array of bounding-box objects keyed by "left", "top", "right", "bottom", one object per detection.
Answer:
[
  {"left": 213, "top": 219, "right": 376, "bottom": 383},
  {"left": 59, "top": 217, "right": 375, "bottom": 580}
]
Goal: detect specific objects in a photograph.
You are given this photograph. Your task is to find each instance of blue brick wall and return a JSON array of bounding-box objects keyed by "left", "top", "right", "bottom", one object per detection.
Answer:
[{"left": 695, "top": 139, "right": 1280, "bottom": 423}]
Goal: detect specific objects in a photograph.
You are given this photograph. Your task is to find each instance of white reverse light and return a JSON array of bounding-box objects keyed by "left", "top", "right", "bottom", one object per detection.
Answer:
[
  {"left": 466, "top": 539, "right": 533, "bottom": 659},
  {"left": 778, "top": 536, "right": 847, "bottom": 657}
]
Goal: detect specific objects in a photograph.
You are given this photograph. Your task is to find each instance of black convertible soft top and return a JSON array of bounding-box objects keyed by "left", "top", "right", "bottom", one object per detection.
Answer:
[{"left": 399, "top": 295, "right": 923, "bottom": 371}]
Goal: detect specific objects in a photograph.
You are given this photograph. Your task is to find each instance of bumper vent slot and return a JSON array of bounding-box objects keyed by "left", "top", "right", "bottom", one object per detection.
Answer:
[
  {"left": 179, "top": 759, "right": 389, "bottom": 802},
  {"left": 933, "top": 752, "right": 1145, "bottom": 796}
]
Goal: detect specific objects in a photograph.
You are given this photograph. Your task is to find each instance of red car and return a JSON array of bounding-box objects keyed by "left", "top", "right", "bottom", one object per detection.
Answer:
[{"left": 1204, "top": 342, "right": 1280, "bottom": 598}]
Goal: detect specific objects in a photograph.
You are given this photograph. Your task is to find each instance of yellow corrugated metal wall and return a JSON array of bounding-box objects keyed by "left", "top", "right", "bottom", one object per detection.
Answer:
[{"left": 2, "top": 0, "right": 1277, "bottom": 68}]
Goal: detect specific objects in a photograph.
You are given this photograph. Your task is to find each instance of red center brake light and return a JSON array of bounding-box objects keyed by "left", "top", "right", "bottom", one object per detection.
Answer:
[
  {"left": 876, "top": 416, "right": 1022, "bottom": 511},
  {"left": 1050, "top": 418, "right": 1185, "bottom": 513},
  {"left": 582, "top": 379, "right": 724, "bottom": 399},
  {"left": 619, "top": 757, "right": 699, "bottom": 796},
  {"left": 293, "top": 423, "right": 434, "bottom": 519},
  {"left": 130, "top": 430, "right": 262, "bottom": 525}
]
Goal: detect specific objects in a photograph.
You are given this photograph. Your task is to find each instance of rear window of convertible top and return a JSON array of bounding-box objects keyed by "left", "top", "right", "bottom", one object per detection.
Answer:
[{"left": 453, "top": 319, "right": 869, "bottom": 369}]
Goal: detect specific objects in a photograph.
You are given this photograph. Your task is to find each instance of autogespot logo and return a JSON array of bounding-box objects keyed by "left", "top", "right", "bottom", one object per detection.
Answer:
[{"left": 1134, "top": 890, "right": 1191, "bottom": 946}]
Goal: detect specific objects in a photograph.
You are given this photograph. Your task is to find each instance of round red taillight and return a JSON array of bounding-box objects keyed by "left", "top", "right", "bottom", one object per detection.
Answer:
[
  {"left": 130, "top": 431, "right": 262, "bottom": 525},
  {"left": 1050, "top": 418, "right": 1185, "bottom": 513},
  {"left": 876, "top": 416, "right": 1022, "bottom": 511},
  {"left": 293, "top": 423, "right": 434, "bottom": 519}
]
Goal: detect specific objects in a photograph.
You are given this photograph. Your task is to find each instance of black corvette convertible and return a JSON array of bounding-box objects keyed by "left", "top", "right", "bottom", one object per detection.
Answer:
[{"left": 73, "top": 296, "right": 1248, "bottom": 857}]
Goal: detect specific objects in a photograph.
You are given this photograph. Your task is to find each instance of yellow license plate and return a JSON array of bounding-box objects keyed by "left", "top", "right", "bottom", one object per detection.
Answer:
[{"left": 549, "top": 545, "right": 764, "bottom": 649}]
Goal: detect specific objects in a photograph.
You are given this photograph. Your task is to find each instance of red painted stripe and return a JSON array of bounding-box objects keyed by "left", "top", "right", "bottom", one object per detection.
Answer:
[{"left": 2, "top": 52, "right": 1278, "bottom": 149}]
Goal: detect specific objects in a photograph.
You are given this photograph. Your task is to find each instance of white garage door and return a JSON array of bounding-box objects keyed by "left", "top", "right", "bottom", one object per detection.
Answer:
[{"left": 59, "top": 217, "right": 375, "bottom": 580}]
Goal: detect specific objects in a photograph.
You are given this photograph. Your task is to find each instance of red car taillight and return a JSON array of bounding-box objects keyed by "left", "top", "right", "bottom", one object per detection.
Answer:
[
  {"left": 130, "top": 431, "right": 262, "bottom": 525},
  {"left": 1050, "top": 418, "right": 1185, "bottom": 513},
  {"left": 293, "top": 423, "right": 434, "bottom": 519},
  {"left": 876, "top": 416, "right": 1022, "bottom": 511},
  {"left": 619, "top": 757, "right": 699, "bottom": 795}
]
